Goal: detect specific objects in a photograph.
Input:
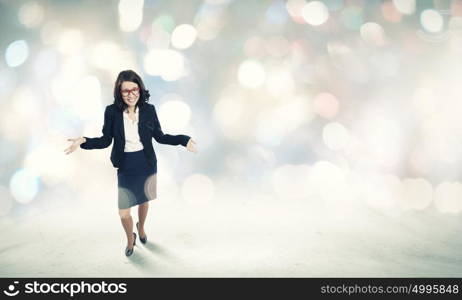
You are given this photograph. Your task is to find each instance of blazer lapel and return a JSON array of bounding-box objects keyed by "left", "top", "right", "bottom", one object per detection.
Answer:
[
  {"left": 138, "top": 103, "right": 147, "bottom": 124},
  {"left": 137, "top": 103, "right": 149, "bottom": 138},
  {"left": 115, "top": 107, "right": 125, "bottom": 142}
]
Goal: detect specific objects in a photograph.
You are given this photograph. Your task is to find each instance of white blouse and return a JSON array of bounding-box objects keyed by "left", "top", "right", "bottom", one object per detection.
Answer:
[{"left": 123, "top": 107, "right": 144, "bottom": 152}]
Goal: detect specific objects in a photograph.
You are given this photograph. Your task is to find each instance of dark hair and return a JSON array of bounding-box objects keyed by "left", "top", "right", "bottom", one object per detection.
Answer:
[{"left": 113, "top": 70, "right": 150, "bottom": 111}]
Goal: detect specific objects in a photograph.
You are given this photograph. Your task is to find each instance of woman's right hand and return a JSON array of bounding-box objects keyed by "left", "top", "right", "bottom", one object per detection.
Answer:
[{"left": 64, "top": 137, "right": 86, "bottom": 155}]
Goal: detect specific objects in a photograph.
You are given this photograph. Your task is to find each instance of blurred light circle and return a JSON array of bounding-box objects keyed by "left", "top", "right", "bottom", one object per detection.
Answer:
[
  {"left": 302, "top": 1, "right": 329, "bottom": 26},
  {"left": 144, "top": 174, "right": 158, "bottom": 200},
  {"left": 244, "top": 36, "right": 266, "bottom": 57},
  {"left": 434, "top": 182, "right": 462, "bottom": 214},
  {"left": 265, "top": 36, "right": 291, "bottom": 58},
  {"left": 119, "top": 0, "right": 144, "bottom": 32},
  {"left": 323, "top": 122, "right": 350, "bottom": 151},
  {"left": 0, "top": 185, "right": 14, "bottom": 216},
  {"left": 58, "top": 29, "right": 83, "bottom": 55},
  {"left": 9, "top": 168, "right": 40, "bottom": 204},
  {"left": 118, "top": 187, "right": 136, "bottom": 206},
  {"left": 392, "top": 0, "right": 415, "bottom": 15},
  {"left": 181, "top": 174, "right": 214, "bottom": 206},
  {"left": 18, "top": 1, "right": 45, "bottom": 28},
  {"left": 326, "top": 41, "right": 352, "bottom": 56},
  {"left": 313, "top": 92, "right": 339, "bottom": 119},
  {"left": 400, "top": 178, "right": 433, "bottom": 211},
  {"left": 356, "top": 112, "right": 404, "bottom": 169},
  {"left": 90, "top": 41, "right": 120, "bottom": 70},
  {"left": 159, "top": 100, "right": 191, "bottom": 131},
  {"left": 362, "top": 173, "right": 401, "bottom": 210},
  {"left": 266, "top": 0, "right": 288, "bottom": 25},
  {"left": 146, "top": 28, "right": 171, "bottom": 50},
  {"left": 238, "top": 60, "right": 266, "bottom": 88},
  {"left": 144, "top": 49, "right": 185, "bottom": 81},
  {"left": 420, "top": 9, "right": 443, "bottom": 33},
  {"left": 341, "top": 6, "right": 364, "bottom": 30},
  {"left": 152, "top": 14, "right": 175, "bottom": 32},
  {"left": 360, "top": 22, "right": 386, "bottom": 46},
  {"left": 194, "top": 6, "right": 225, "bottom": 41},
  {"left": 274, "top": 97, "right": 312, "bottom": 132},
  {"left": 324, "top": 0, "right": 343, "bottom": 11},
  {"left": 266, "top": 70, "right": 295, "bottom": 96},
  {"left": 286, "top": 0, "right": 307, "bottom": 24},
  {"left": 310, "top": 161, "right": 351, "bottom": 203},
  {"left": 61, "top": 55, "right": 86, "bottom": 78},
  {"left": 171, "top": 24, "right": 197, "bottom": 49},
  {"left": 381, "top": 1, "right": 402, "bottom": 23},
  {"left": 119, "top": 0, "right": 144, "bottom": 13},
  {"left": 5, "top": 40, "right": 29, "bottom": 67}
]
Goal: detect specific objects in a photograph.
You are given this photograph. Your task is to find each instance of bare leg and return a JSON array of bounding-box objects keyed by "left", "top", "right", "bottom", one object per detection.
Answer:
[
  {"left": 119, "top": 208, "right": 134, "bottom": 249},
  {"left": 137, "top": 202, "right": 148, "bottom": 238}
]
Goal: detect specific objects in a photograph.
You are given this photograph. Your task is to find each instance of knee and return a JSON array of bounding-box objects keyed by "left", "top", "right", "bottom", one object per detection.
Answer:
[{"left": 119, "top": 209, "right": 131, "bottom": 219}]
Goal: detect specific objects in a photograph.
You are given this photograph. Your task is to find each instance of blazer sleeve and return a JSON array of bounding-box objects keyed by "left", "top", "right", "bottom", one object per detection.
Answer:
[
  {"left": 152, "top": 105, "right": 190, "bottom": 146},
  {"left": 80, "top": 106, "right": 113, "bottom": 150}
]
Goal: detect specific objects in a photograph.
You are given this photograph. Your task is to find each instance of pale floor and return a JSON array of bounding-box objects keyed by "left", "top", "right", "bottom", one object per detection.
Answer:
[{"left": 1, "top": 196, "right": 461, "bottom": 277}]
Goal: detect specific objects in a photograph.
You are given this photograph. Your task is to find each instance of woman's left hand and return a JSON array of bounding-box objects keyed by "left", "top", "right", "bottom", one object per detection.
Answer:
[{"left": 186, "top": 138, "right": 198, "bottom": 153}]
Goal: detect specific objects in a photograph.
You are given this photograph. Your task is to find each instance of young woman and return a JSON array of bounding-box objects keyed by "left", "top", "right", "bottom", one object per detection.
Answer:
[{"left": 64, "top": 70, "right": 197, "bottom": 257}]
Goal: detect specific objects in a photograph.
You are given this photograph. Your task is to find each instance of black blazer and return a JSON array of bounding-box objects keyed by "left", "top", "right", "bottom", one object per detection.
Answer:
[{"left": 80, "top": 102, "right": 190, "bottom": 168}]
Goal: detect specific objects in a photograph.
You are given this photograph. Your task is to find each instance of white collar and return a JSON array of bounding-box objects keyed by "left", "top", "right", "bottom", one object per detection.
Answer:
[{"left": 124, "top": 107, "right": 139, "bottom": 115}]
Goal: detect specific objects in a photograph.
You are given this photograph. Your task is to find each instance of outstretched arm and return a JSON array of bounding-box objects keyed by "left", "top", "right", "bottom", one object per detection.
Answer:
[
  {"left": 152, "top": 105, "right": 191, "bottom": 146},
  {"left": 80, "top": 106, "right": 114, "bottom": 150}
]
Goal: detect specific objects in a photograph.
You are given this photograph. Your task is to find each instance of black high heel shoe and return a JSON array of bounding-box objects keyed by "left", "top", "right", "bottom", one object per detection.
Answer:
[
  {"left": 125, "top": 232, "right": 136, "bottom": 257},
  {"left": 136, "top": 222, "right": 147, "bottom": 244}
]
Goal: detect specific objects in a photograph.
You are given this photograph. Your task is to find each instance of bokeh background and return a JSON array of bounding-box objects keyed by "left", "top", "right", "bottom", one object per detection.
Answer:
[{"left": 1, "top": 0, "right": 462, "bottom": 277}]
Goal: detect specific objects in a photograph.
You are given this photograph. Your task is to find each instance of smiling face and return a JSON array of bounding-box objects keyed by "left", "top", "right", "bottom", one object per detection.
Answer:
[{"left": 120, "top": 81, "right": 140, "bottom": 109}]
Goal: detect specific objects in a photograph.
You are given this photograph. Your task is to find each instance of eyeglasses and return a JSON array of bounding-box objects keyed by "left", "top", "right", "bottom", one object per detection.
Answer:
[{"left": 121, "top": 87, "right": 140, "bottom": 97}]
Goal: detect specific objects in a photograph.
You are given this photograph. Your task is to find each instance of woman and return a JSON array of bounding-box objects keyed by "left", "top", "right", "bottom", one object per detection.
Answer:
[{"left": 64, "top": 70, "right": 197, "bottom": 257}]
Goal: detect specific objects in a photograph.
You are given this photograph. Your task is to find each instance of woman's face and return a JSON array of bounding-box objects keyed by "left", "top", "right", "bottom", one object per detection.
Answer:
[{"left": 121, "top": 81, "right": 140, "bottom": 109}]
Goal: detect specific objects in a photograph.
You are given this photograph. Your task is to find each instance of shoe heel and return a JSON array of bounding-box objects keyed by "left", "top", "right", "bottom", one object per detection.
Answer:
[
  {"left": 136, "top": 222, "right": 147, "bottom": 244},
  {"left": 125, "top": 232, "right": 136, "bottom": 257}
]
